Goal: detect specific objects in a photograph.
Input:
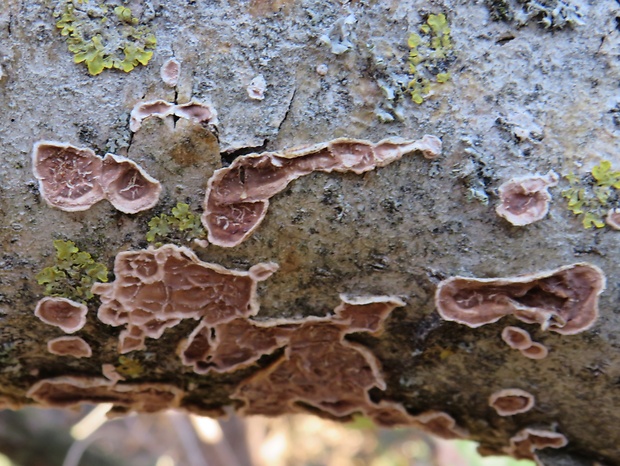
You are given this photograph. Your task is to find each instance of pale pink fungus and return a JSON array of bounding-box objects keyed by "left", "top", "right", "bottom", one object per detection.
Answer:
[
  {"left": 501, "top": 326, "right": 548, "bottom": 359},
  {"left": 173, "top": 101, "right": 218, "bottom": 126},
  {"left": 521, "top": 342, "right": 548, "bottom": 360},
  {"left": 100, "top": 153, "right": 162, "bottom": 214},
  {"left": 32, "top": 141, "right": 161, "bottom": 214},
  {"left": 47, "top": 336, "right": 92, "bottom": 358},
  {"left": 496, "top": 171, "right": 559, "bottom": 226},
  {"left": 247, "top": 75, "right": 267, "bottom": 100},
  {"left": 160, "top": 58, "right": 180, "bottom": 87},
  {"left": 202, "top": 135, "right": 442, "bottom": 247},
  {"left": 34, "top": 297, "right": 88, "bottom": 334},
  {"left": 93, "top": 244, "right": 276, "bottom": 354},
  {"left": 26, "top": 376, "right": 183, "bottom": 413},
  {"left": 489, "top": 388, "right": 535, "bottom": 416},
  {"left": 435, "top": 263, "right": 605, "bottom": 334},
  {"left": 129, "top": 100, "right": 175, "bottom": 132},
  {"left": 32, "top": 141, "right": 105, "bottom": 212},
  {"left": 605, "top": 208, "right": 620, "bottom": 230},
  {"left": 102, "top": 364, "right": 126, "bottom": 383},
  {"left": 501, "top": 326, "right": 532, "bottom": 350},
  {"left": 504, "top": 428, "right": 568, "bottom": 465}
]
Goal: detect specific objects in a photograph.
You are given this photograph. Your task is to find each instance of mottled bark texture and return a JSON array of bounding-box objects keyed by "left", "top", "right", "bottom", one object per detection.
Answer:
[{"left": 1, "top": 1, "right": 620, "bottom": 465}]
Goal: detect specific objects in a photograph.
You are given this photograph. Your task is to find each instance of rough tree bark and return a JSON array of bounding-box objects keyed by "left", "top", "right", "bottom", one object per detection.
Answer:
[{"left": 1, "top": 0, "right": 619, "bottom": 465}]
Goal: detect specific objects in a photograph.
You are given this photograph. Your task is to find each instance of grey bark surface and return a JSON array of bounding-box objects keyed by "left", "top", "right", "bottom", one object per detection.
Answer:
[{"left": 1, "top": 1, "right": 619, "bottom": 465}]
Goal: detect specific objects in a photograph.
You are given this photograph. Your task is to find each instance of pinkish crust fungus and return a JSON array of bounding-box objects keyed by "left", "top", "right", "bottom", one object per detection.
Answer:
[
  {"left": 32, "top": 141, "right": 105, "bottom": 212},
  {"left": 489, "top": 389, "right": 535, "bottom": 416},
  {"left": 504, "top": 428, "right": 568, "bottom": 465},
  {"left": 47, "top": 336, "right": 92, "bottom": 358},
  {"left": 220, "top": 294, "right": 466, "bottom": 436},
  {"left": 202, "top": 135, "right": 442, "bottom": 247},
  {"left": 496, "top": 171, "right": 559, "bottom": 226},
  {"left": 129, "top": 100, "right": 175, "bottom": 132},
  {"left": 160, "top": 58, "right": 180, "bottom": 87},
  {"left": 100, "top": 153, "right": 162, "bottom": 214},
  {"left": 501, "top": 326, "right": 548, "bottom": 359},
  {"left": 606, "top": 208, "right": 620, "bottom": 230},
  {"left": 26, "top": 376, "right": 183, "bottom": 413},
  {"left": 521, "top": 342, "right": 548, "bottom": 360},
  {"left": 435, "top": 263, "right": 605, "bottom": 334},
  {"left": 92, "top": 244, "right": 278, "bottom": 353},
  {"left": 34, "top": 297, "right": 88, "bottom": 334},
  {"left": 173, "top": 101, "right": 218, "bottom": 126},
  {"left": 501, "top": 326, "right": 532, "bottom": 350},
  {"left": 102, "top": 364, "right": 125, "bottom": 383},
  {"left": 32, "top": 141, "right": 161, "bottom": 214},
  {"left": 247, "top": 75, "right": 267, "bottom": 100}
]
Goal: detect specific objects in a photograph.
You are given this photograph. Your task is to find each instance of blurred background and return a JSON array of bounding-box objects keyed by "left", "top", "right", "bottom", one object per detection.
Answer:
[{"left": 0, "top": 407, "right": 535, "bottom": 466}]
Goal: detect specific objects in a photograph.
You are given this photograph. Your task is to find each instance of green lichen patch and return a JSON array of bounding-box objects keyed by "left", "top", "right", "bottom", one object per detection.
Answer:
[
  {"left": 36, "top": 240, "right": 109, "bottom": 301},
  {"left": 53, "top": 0, "right": 156, "bottom": 75},
  {"left": 406, "top": 13, "right": 455, "bottom": 104},
  {"left": 562, "top": 161, "right": 620, "bottom": 229},
  {"left": 115, "top": 356, "right": 144, "bottom": 379},
  {"left": 146, "top": 203, "right": 207, "bottom": 246}
]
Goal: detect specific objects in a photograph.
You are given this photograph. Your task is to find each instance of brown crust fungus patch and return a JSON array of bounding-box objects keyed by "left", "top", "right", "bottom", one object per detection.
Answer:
[
  {"left": 501, "top": 326, "right": 548, "bottom": 359},
  {"left": 202, "top": 135, "right": 442, "bottom": 247},
  {"left": 32, "top": 141, "right": 105, "bottom": 212},
  {"left": 495, "top": 171, "right": 559, "bottom": 226},
  {"left": 47, "top": 336, "right": 92, "bottom": 358},
  {"left": 435, "top": 263, "right": 605, "bottom": 334},
  {"left": 92, "top": 244, "right": 278, "bottom": 354},
  {"left": 489, "top": 388, "right": 535, "bottom": 416},
  {"left": 27, "top": 376, "right": 183, "bottom": 414},
  {"left": 32, "top": 141, "right": 161, "bottom": 214},
  {"left": 34, "top": 297, "right": 88, "bottom": 334},
  {"left": 504, "top": 428, "right": 568, "bottom": 465}
]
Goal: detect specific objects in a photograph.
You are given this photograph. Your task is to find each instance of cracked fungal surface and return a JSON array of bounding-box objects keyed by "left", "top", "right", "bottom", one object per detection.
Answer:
[
  {"left": 435, "top": 263, "right": 605, "bottom": 334},
  {"left": 32, "top": 141, "right": 161, "bottom": 213},
  {"left": 202, "top": 135, "right": 441, "bottom": 247},
  {"left": 92, "top": 244, "right": 278, "bottom": 353}
]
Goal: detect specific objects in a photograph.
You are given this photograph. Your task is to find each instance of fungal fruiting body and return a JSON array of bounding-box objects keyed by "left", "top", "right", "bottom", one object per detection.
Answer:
[
  {"left": 34, "top": 297, "right": 88, "bottom": 333},
  {"left": 435, "top": 263, "right": 605, "bottom": 334},
  {"left": 501, "top": 326, "right": 548, "bottom": 359},
  {"left": 489, "top": 389, "right": 535, "bottom": 416},
  {"left": 504, "top": 428, "right": 568, "bottom": 465},
  {"left": 47, "top": 336, "right": 92, "bottom": 358},
  {"left": 606, "top": 208, "right": 620, "bottom": 230},
  {"left": 32, "top": 141, "right": 104, "bottom": 211},
  {"left": 32, "top": 141, "right": 161, "bottom": 214},
  {"left": 92, "top": 244, "right": 278, "bottom": 353},
  {"left": 26, "top": 376, "right": 183, "bottom": 414},
  {"left": 160, "top": 58, "right": 180, "bottom": 87},
  {"left": 496, "top": 171, "right": 559, "bottom": 225},
  {"left": 129, "top": 100, "right": 218, "bottom": 132},
  {"left": 202, "top": 135, "right": 442, "bottom": 247}
]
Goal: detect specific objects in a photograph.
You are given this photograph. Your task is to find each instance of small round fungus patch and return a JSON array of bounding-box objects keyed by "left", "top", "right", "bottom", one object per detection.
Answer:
[
  {"left": 496, "top": 171, "right": 558, "bottom": 226},
  {"left": 489, "top": 388, "right": 535, "bottom": 416},
  {"left": 160, "top": 58, "right": 180, "bottom": 87},
  {"left": 34, "top": 297, "right": 88, "bottom": 334}
]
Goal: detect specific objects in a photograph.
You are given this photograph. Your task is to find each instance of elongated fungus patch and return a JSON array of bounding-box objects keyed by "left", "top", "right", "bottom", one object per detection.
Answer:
[
  {"left": 202, "top": 135, "right": 442, "bottom": 247},
  {"left": 93, "top": 244, "right": 278, "bottom": 353},
  {"left": 47, "top": 336, "right": 92, "bottom": 358},
  {"left": 129, "top": 100, "right": 218, "bottom": 132},
  {"left": 435, "top": 263, "right": 605, "bottom": 334},
  {"left": 504, "top": 428, "right": 568, "bottom": 465},
  {"left": 34, "top": 297, "right": 88, "bottom": 333},
  {"left": 496, "top": 171, "right": 558, "bottom": 226},
  {"left": 32, "top": 141, "right": 161, "bottom": 214},
  {"left": 27, "top": 376, "right": 183, "bottom": 414}
]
